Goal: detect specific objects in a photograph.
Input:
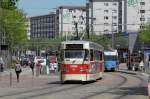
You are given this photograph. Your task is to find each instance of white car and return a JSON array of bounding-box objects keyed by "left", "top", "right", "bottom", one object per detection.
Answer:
[{"left": 34, "top": 56, "right": 46, "bottom": 66}]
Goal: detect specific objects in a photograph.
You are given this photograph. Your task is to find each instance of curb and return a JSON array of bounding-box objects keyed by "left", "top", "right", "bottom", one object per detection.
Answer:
[
  {"left": 140, "top": 72, "right": 149, "bottom": 77},
  {"left": 117, "top": 70, "right": 137, "bottom": 75},
  {"left": 118, "top": 70, "right": 150, "bottom": 77}
]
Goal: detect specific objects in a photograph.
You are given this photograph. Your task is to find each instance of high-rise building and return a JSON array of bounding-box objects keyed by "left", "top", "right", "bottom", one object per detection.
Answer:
[
  {"left": 57, "top": 6, "right": 86, "bottom": 39},
  {"left": 88, "top": 0, "right": 150, "bottom": 35},
  {"left": 26, "top": 18, "right": 31, "bottom": 40},
  {"left": 30, "top": 13, "right": 58, "bottom": 39},
  {"left": 88, "top": 0, "right": 124, "bottom": 35},
  {"left": 127, "top": 0, "right": 150, "bottom": 32}
]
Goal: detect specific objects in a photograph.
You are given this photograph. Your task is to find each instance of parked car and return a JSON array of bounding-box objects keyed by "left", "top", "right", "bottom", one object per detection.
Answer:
[
  {"left": 20, "top": 56, "right": 29, "bottom": 66},
  {"left": 34, "top": 56, "right": 46, "bottom": 66}
]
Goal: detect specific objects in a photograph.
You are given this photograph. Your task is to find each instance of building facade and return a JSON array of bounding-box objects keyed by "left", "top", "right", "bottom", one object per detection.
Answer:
[
  {"left": 88, "top": 0, "right": 124, "bottom": 35},
  {"left": 57, "top": 6, "right": 86, "bottom": 40},
  {"left": 127, "top": 0, "right": 150, "bottom": 32},
  {"left": 88, "top": 0, "right": 150, "bottom": 35},
  {"left": 26, "top": 18, "right": 31, "bottom": 40},
  {"left": 30, "top": 13, "right": 58, "bottom": 39}
]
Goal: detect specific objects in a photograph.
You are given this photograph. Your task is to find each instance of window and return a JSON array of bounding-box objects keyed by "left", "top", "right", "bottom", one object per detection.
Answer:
[
  {"left": 140, "top": 10, "right": 145, "bottom": 13},
  {"left": 104, "top": 16, "right": 109, "bottom": 20},
  {"left": 104, "top": 29, "right": 109, "bottom": 32},
  {"left": 94, "top": 50, "right": 100, "bottom": 60},
  {"left": 113, "top": 23, "right": 117, "bottom": 26},
  {"left": 112, "top": 16, "right": 117, "bottom": 19},
  {"left": 104, "top": 3, "right": 109, "bottom": 6},
  {"left": 112, "top": 9, "right": 117, "bottom": 13},
  {"left": 104, "top": 10, "right": 109, "bottom": 13},
  {"left": 140, "top": 2, "right": 145, "bottom": 5},
  {"left": 104, "top": 23, "right": 109, "bottom": 26},
  {"left": 112, "top": 2, "right": 117, "bottom": 6},
  {"left": 90, "top": 49, "right": 94, "bottom": 61},
  {"left": 140, "top": 25, "right": 145, "bottom": 29},
  {"left": 140, "top": 17, "right": 145, "bottom": 21}
]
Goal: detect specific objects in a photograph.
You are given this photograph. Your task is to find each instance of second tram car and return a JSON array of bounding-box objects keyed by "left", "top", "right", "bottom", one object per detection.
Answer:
[
  {"left": 60, "top": 41, "right": 104, "bottom": 83},
  {"left": 104, "top": 50, "right": 119, "bottom": 71}
]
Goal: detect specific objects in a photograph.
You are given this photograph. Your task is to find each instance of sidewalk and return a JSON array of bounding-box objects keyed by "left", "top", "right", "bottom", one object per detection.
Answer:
[
  {"left": 0, "top": 66, "right": 59, "bottom": 88},
  {"left": 1, "top": 67, "right": 31, "bottom": 76},
  {"left": 118, "top": 63, "right": 149, "bottom": 76}
]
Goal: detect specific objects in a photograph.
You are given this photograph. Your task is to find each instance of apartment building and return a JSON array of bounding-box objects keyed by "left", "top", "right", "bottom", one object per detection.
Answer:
[
  {"left": 30, "top": 13, "right": 58, "bottom": 39},
  {"left": 57, "top": 6, "right": 86, "bottom": 39},
  {"left": 88, "top": 0, "right": 150, "bottom": 35}
]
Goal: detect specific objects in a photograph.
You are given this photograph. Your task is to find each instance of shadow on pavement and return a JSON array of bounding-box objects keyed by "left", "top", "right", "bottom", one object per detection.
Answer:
[
  {"left": 47, "top": 80, "right": 96, "bottom": 85},
  {"left": 109, "top": 86, "right": 147, "bottom": 97}
]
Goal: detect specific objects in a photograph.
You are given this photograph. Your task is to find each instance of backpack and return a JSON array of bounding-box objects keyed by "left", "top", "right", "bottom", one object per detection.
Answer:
[{"left": 15, "top": 64, "right": 22, "bottom": 72}]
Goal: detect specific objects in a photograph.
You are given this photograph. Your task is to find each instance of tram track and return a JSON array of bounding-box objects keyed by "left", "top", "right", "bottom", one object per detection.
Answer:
[
  {"left": 0, "top": 72, "right": 147, "bottom": 99},
  {"left": 113, "top": 74, "right": 147, "bottom": 99},
  {"left": 80, "top": 73, "right": 128, "bottom": 99},
  {"left": 0, "top": 73, "right": 115, "bottom": 99},
  {"left": 0, "top": 81, "right": 84, "bottom": 99},
  {"left": 82, "top": 72, "right": 147, "bottom": 99},
  {"left": 16, "top": 73, "right": 123, "bottom": 99},
  {"left": 0, "top": 81, "right": 62, "bottom": 98}
]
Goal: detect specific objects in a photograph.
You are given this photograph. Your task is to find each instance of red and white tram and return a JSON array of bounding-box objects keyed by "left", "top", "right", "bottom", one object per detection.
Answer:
[{"left": 60, "top": 40, "right": 104, "bottom": 83}]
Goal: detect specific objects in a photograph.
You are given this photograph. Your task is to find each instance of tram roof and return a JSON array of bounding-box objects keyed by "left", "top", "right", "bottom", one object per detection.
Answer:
[{"left": 61, "top": 40, "right": 104, "bottom": 50}]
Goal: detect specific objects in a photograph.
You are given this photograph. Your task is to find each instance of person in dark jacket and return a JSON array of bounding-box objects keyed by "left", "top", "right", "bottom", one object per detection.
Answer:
[
  {"left": 29, "top": 60, "right": 35, "bottom": 76},
  {"left": 15, "top": 60, "right": 22, "bottom": 82}
]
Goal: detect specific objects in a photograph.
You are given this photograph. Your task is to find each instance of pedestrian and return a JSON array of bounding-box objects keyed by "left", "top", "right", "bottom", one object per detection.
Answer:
[
  {"left": 139, "top": 60, "right": 144, "bottom": 71},
  {"left": 36, "top": 61, "right": 42, "bottom": 77},
  {"left": 0, "top": 57, "right": 4, "bottom": 72},
  {"left": 29, "top": 60, "right": 35, "bottom": 76},
  {"left": 15, "top": 60, "right": 22, "bottom": 82}
]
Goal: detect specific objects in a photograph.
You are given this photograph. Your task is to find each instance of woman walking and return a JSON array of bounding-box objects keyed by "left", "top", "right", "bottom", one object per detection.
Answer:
[{"left": 15, "top": 60, "right": 22, "bottom": 82}]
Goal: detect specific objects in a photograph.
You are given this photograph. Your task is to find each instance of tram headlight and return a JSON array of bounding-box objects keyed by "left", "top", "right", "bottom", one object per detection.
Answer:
[{"left": 80, "top": 68, "right": 88, "bottom": 72}]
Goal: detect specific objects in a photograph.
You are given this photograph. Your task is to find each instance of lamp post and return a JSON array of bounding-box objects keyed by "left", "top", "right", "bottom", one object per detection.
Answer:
[{"left": 111, "top": 11, "right": 115, "bottom": 49}]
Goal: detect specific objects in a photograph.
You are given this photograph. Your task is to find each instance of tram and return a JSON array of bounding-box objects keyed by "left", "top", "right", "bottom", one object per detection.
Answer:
[
  {"left": 60, "top": 40, "right": 104, "bottom": 83},
  {"left": 104, "top": 50, "right": 119, "bottom": 71}
]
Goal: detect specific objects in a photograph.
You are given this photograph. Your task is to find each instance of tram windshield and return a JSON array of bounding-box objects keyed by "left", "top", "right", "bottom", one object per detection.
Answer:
[
  {"left": 104, "top": 55, "right": 117, "bottom": 61},
  {"left": 65, "top": 50, "right": 87, "bottom": 59}
]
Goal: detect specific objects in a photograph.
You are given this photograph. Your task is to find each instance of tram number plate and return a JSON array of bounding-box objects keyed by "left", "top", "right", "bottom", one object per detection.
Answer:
[{"left": 70, "top": 65, "right": 77, "bottom": 68}]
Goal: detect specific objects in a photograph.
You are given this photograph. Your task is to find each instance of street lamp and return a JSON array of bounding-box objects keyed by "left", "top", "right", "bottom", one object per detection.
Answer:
[{"left": 111, "top": 11, "right": 115, "bottom": 49}]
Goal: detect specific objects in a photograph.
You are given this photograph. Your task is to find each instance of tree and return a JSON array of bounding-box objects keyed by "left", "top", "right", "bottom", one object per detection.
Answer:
[
  {"left": 0, "top": 0, "right": 18, "bottom": 9},
  {"left": 0, "top": 0, "right": 27, "bottom": 50},
  {"left": 139, "top": 22, "right": 150, "bottom": 43}
]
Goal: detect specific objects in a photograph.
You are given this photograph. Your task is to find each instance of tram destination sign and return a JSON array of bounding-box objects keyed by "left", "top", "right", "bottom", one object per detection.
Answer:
[{"left": 66, "top": 44, "right": 83, "bottom": 49}]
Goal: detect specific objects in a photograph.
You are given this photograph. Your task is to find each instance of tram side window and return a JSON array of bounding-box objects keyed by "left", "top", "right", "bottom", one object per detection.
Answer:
[
  {"left": 90, "top": 49, "right": 94, "bottom": 61},
  {"left": 99, "top": 51, "right": 103, "bottom": 61},
  {"left": 84, "top": 49, "right": 89, "bottom": 61},
  {"left": 94, "top": 50, "right": 100, "bottom": 60}
]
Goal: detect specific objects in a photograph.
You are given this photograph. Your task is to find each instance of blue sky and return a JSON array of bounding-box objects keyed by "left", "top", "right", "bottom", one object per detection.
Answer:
[{"left": 18, "top": 0, "right": 86, "bottom": 17}]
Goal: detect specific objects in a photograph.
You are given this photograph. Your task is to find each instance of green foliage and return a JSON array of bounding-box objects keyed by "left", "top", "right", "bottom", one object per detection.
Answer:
[
  {"left": 0, "top": 0, "right": 27, "bottom": 50},
  {"left": 1, "top": 8, "right": 27, "bottom": 47},
  {"left": 23, "top": 38, "right": 64, "bottom": 51},
  {"left": 0, "top": 0, "right": 19, "bottom": 9},
  {"left": 139, "top": 22, "right": 150, "bottom": 43}
]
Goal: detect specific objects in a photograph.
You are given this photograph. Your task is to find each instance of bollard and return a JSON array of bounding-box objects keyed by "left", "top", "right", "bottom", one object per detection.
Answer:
[
  {"left": 10, "top": 72, "right": 12, "bottom": 87},
  {"left": 0, "top": 72, "right": 1, "bottom": 81}
]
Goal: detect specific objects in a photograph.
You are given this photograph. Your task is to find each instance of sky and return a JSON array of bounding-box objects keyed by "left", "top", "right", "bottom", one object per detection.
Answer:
[{"left": 18, "top": 0, "right": 86, "bottom": 17}]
